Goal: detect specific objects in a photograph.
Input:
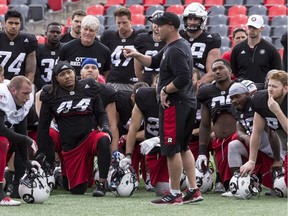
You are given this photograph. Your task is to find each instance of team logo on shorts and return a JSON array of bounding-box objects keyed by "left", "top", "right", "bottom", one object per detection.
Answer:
[{"left": 167, "top": 137, "right": 173, "bottom": 143}]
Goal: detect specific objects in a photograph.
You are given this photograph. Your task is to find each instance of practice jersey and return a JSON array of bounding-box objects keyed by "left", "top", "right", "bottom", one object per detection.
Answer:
[
  {"left": 197, "top": 82, "right": 233, "bottom": 123},
  {"left": 0, "top": 83, "right": 34, "bottom": 127},
  {"left": 0, "top": 32, "right": 38, "bottom": 80},
  {"left": 58, "top": 38, "right": 111, "bottom": 76},
  {"left": 180, "top": 30, "right": 221, "bottom": 74},
  {"left": 134, "top": 31, "right": 165, "bottom": 85},
  {"left": 100, "top": 29, "right": 147, "bottom": 84},
  {"left": 35, "top": 43, "right": 63, "bottom": 90},
  {"left": 135, "top": 87, "right": 159, "bottom": 139},
  {"left": 37, "top": 78, "right": 108, "bottom": 151},
  {"left": 60, "top": 32, "right": 76, "bottom": 43}
]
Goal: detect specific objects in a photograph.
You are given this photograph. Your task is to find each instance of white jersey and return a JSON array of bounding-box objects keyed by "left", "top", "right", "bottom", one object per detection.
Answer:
[{"left": 0, "top": 83, "right": 34, "bottom": 126}]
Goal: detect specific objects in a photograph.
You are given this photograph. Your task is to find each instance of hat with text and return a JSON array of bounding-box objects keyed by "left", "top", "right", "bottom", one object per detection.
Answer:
[
  {"left": 54, "top": 61, "right": 75, "bottom": 76},
  {"left": 246, "top": 15, "right": 264, "bottom": 29},
  {"left": 229, "top": 82, "right": 250, "bottom": 97},
  {"left": 151, "top": 12, "right": 180, "bottom": 29}
]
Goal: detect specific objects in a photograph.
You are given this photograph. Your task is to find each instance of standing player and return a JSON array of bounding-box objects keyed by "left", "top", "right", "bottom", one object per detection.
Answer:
[
  {"left": 59, "top": 15, "right": 111, "bottom": 78},
  {"left": 181, "top": 2, "right": 221, "bottom": 85},
  {"left": 100, "top": 7, "right": 147, "bottom": 91},
  {"left": 134, "top": 10, "right": 166, "bottom": 86},
  {"left": 35, "top": 22, "right": 63, "bottom": 91},
  {"left": 240, "top": 70, "right": 287, "bottom": 187},
  {"left": 60, "top": 10, "right": 86, "bottom": 43},
  {"left": 36, "top": 61, "right": 112, "bottom": 196},
  {"left": 122, "top": 12, "right": 202, "bottom": 205},
  {"left": 0, "top": 10, "right": 38, "bottom": 82},
  {"left": 0, "top": 76, "right": 35, "bottom": 205},
  {"left": 196, "top": 59, "right": 237, "bottom": 192}
]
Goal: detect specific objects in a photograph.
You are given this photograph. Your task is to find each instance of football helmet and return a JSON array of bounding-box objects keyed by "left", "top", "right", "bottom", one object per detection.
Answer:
[
  {"left": 183, "top": 2, "right": 208, "bottom": 32},
  {"left": 229, "top": 170, "right": 260, "bottom": 199},
  {"left": 108, "top": 164, "right": 138, "bottom": 197},
  {"left": 19, "top": 166, "right": 51, "bottom": 204},
  {"left": 194, "top": 163, "right": 214, "bottom": 193},
  {"left": 273, "top": 169, "right": 287, "bottom": 198}
]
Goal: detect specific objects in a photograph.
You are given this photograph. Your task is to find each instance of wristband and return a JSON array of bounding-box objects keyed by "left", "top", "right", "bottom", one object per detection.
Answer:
[
  {"left": 248, "top": 160, "right": 256, "bottom": 164},
  {"left": 162, "top": 86, "right": 168, "bottom": 94},
  {"left": 199, "top": 144, "right": 208, "bottom": 155}
]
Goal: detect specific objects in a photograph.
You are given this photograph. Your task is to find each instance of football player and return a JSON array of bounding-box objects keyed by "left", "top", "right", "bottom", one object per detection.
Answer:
[
  {"left": 60, "top": 10, "right": 86, "bottom": 43},
  {"left": 0, "top": 10, "right": 38, "bottom": 82},
  {"left": 59, "top": 15, "right": 111, "bottom": 78},
  {"left": 196, "top": 59, "right": 237, "bottom": 192},
  {"left": 34, "top": 22, "right": 63, "bottom": 91},
  {"left": 100, "top": 7, "right": 147, "bottom": 91},
  {"left": 36, "top": 61, "right": 112, "bottom": 196},
  {"left": 134, "top": 10, "right": 166, "bottom": 86},
  {"left": 241, "top": 70, "right": 288, "bottom": 187},
  {"left": 181, "top": 2, "right": 221, "bottom": 85},
  {"left": 0, "top": 76, "right": 35, "bottom": 205}
]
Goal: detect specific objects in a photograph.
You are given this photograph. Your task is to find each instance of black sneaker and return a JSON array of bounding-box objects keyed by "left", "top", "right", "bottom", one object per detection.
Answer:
[
  {"left": 92, "top": 182, "right": 106, "bottom": 197},
  {"left": 183, "top": 188, "right": 203, "bottom": 204},
  {"left": 150, "top": 193, "right": 183, "bottom": 205}
]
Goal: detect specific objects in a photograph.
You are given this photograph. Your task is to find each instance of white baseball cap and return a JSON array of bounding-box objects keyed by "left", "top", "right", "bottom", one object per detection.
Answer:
[{"left": 246, "top": 15, "right": 264, "bottom": 29}]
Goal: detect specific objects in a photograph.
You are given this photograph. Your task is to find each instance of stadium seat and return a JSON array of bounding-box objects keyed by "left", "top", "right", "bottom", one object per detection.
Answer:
[
  {"left": 248, "top": 5, "right": 267, "bottom": 16},
  {"left": 229, "top": 15, "right": 248, "bottom": 28},
  {"left": 268, "top": 5, "right": 287, "bottom": 19},
  {"left": 9, "top": 4, "right": 29, "bottom": 21},
  {"left": 262, "top": 15, "right": 269, "bottom": 25},
  {"left": 132, "top": 24, "right": 146, "bottom": 31},
  {"left": 184, "top": 0, "right": 204, "bottom": 6},
  {"left": 273, "top": 38, "right": 283, "bottom": 49},
  {"left": 65, "top": 16, "right": 71, "bottom": 27},
  {"left": 165, "top": 0, "right": 182, "bottom": 6},
  {"left": 105, "top": 5, "right": 122, "bottom": 16},
  {"left": 221, "top": 36, "right": 231, "bottom": 47},
  {"left": 0, "top": 4, "right": 8, "bottom": 15},
  {"left": 28, "top": 4, "right": 45, "bottom": 23},
  {"left": 131, "top": 14, "right": 145, "bottom": 25},
  {"left": 143, "top": 0, "right": 164, "bottom": 7},
  {"left": 271, "top": 15, "right": 288, "bottom": 27},
  {"left": 224, "top": 0, "right": 244, "bottom": 7},
  {"left": 261, "top": 25, "right": 271, "bottom": 37},
  {"left": 227, "top": 5, "right": 247, "bottom": 17},
  {"left": 86, "top": 4, "right": 105, "bottom": 16},
  {"left": 126, "top": 0, "right": 143, "bottom": 6},
  {"left": 245, "top": 0, "right": 264, "bottom": 7},
  {"left": 106, "top": 0, "right": 125, "bottom": 6},
  {"left": 30, "top": 0, "right": 48, "bottom": 11},
  {"left": 106, "top": 24, "right": 117, "bottom": 31},
  {"left": 0, "top": 0, "right": 6, "bottom": 4},
  {"left": 105, "top": 15, "right": 115, "bottom": 26},
  {"left": 262, "top": 36, "right": 272, "bottom": 43},
  {"left": 48, "top": 0, "right": 63, "bottom": 12},
  {"left": 207, "top": 14, "right": 227, "bottom": 26},
  {"left": 97, "top": 24, "right": 105, "bottom": 37},
  {"left": 145, "top": 5, "right": 165, "bottom": 16},
  {"left": 271, "top": 25, "right": 287, "bottom": 38},
  {"left": 264, "top": 0, "right": 286, "bottom": 7},
  {"left": 208, "top": 5, "right": 226, "bottom": 16},
  {"left": 96, "top": 15, "right": 105, "bottom": 25},
  {"left": 35, "top": 34, "right": 46, "bottom": 44},
  {"left": 205, "top": 0, "right": 224, "bottom": 7},
  {"left": 209, "top": 24, "right": 228, "bottom": 36},
  {"left": 220, "top": 46, "right": 230, "bottom": 55},
  {"left": 129, "top": 5, "right": 144, "bottom": 15},
  {"left": 9, "top": 0, "right": 28, "bottom": 5},
  {"left": 166, "top": 5, "right": 184, "bottom": 15}
]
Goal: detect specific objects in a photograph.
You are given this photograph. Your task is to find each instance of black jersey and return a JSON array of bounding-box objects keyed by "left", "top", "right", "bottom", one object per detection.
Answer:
[
  {"left": 231, "top": 39, "right": 282, "bottom": 84},
  {"left": 114, "top": 90, "right": 134, "bottom": 136},
  {"left": 151, "top": 38, "right": 196, "bottom": 108},
  {"left": 98, "top": 82, "right": 116, "bottom": 108},
  {"left": 197, "top": 82, "right": 233, "bottom": 123},
  {"left": 180, "top": 30, "right": 221, "bottom": 74},
  {"left": 135, "top": 87, "right": 159, "bottom": 139},
  {"left": 58, "top": 38, "right": 111, "bottom": 76},
  {"left": 0, "top": 32, "right": 38, "bottom": 80},
  {"left": 100, "top": 29, "right": 147, "bottom": 84},
  {"left": 60, "top": 32, "right": 76, "bottom": 43},
  {"left": 35, "top": 43, "right": 63, "bottom": 90},
  {"left": 134, "top": 31, "right": 165, "bottom": 85},
  {"left": 252, "top": 90, "right": 288, "bottom": 131},
  {"left": 37, "top": 78, "right": 108, "bottom": 152},
  {"left": 231, "top": 97, "right": 254, "bottom": 135}
]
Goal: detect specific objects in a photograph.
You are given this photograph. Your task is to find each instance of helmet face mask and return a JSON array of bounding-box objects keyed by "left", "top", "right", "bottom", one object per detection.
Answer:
[{"left": 183, "top": 2, "right": 208, "bottom": 33}]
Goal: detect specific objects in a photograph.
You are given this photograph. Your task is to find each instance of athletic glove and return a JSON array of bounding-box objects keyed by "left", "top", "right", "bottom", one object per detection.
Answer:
[
  {"left": 140, "top": 137, "right": 160, "bottom": 155},
  {"left": 196, "top": 155, "right": 208, "bottom": 170},
  {"left": 119, "top": 156, "right": 132, "bottom": 169},
  {"left": 100, "top": 126, "right": 112, "bottom": 141},
  {"left": 112, "top": 150, "right": 125, "bottom": 163}
]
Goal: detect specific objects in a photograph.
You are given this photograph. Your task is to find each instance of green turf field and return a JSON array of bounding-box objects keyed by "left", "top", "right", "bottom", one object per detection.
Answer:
[{"left": 1, "top": 185, "right": 287, "bottom": 216}]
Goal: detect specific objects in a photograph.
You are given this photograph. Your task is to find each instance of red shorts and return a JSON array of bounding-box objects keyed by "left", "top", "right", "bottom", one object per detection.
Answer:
[
  {"left": 284, "top": 154, "right": 288, "bottom": 187},
  {"left": 212, "top": 133, "right": 237, "bottom": 183},
  {"left": 0, "top": 136, "right": 9, "bottom": 181},
  {"left": 146, "top": 153, "right": 169, "bottom": 187}
]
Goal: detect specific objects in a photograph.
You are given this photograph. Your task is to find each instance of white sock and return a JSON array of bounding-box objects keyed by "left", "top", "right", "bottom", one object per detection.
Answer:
[{"left": 170, "top": 189, "right": 181, "bottom": 196}]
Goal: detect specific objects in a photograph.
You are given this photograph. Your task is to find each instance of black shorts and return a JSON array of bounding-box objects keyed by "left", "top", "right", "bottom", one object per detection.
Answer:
[{"left": 159, "top": 102, "right": 196, "bottom": 157}]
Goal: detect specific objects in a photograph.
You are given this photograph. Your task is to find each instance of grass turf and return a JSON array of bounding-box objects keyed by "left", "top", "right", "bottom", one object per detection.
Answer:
[{"left": 1, "top": 185, "right": 287, "bottom": 216}]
